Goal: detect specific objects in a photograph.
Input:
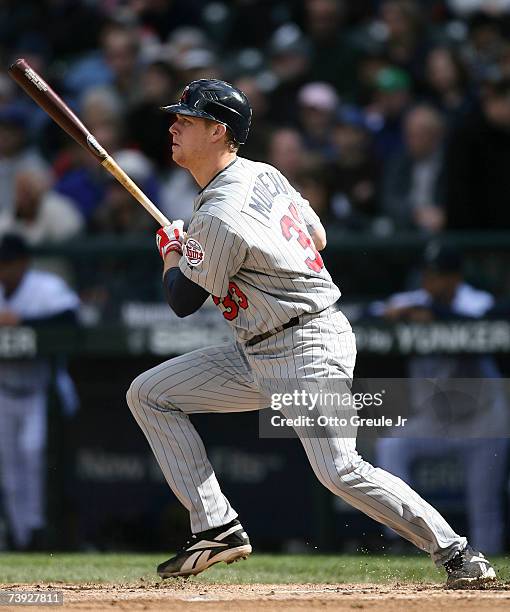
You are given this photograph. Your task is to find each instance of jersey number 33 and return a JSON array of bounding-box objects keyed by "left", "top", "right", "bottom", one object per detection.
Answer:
[{"left": 280, "top": 202, "right": 324, "bottom": 273}]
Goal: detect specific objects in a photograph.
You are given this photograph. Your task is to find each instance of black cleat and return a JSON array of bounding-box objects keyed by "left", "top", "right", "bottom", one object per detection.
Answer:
[
  {"left": 444, "top": 545, "right": 497, "bottom": 589},
  {"left": 157, "top": 518, "right": 252, "bottom": 578}
]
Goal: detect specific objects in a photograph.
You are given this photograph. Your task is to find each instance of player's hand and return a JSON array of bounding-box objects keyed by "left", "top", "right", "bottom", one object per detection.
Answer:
[
  {"left": 383, "top": 305, "right": 411, "bottom": 321},
  {"left": 407, "top": 306, "right": 434, "bottom": 322},
  {"left": 0, "top": 310, "right": 20, "bottom": 326},
  {"left": 156, "top": 220, "right": 185, "bottom": 260}
]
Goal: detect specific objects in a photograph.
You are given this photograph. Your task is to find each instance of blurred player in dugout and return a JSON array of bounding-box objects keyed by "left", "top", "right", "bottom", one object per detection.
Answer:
[
  {"left": 371, "top": 244, "right": 509, "bottom": 555},
  {"left": 0, "top": 233, "right": 79, "bottom": 549}
]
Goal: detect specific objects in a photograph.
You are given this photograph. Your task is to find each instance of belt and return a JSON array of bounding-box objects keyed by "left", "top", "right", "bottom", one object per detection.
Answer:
[{"left": 245, "top": 302, "right": 341, "bottom": 347}]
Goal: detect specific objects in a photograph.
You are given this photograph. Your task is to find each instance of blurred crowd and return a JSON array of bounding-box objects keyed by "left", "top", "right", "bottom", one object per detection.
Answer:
[{"left": 2, "top": 0, "right": 510, "bottom": 246}]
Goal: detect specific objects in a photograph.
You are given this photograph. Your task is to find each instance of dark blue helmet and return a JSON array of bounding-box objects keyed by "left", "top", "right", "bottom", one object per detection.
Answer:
[
  {"left": 161, "top": 79, "right": 252, "bottom": 145},
  {"left": 423, "top": 242, "right": 463, "bottom": 273}
]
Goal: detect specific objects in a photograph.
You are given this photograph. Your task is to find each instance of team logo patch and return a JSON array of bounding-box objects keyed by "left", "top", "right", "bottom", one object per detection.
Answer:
[{"left": 184, "top": 238, "right": 204, "bottom": 266}]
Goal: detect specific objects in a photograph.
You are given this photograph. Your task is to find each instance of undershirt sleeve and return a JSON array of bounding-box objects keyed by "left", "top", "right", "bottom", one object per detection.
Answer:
[{"left": 163, "top": 267, "right": 210, "bottom": 317}]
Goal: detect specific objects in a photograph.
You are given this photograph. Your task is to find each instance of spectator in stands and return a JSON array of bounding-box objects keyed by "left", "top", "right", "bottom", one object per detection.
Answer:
[
  {"left": 354, "top": 51, "right": 390, "bottom": 105},
  {"left": 302, "top": 0, "right": 360, "bottom": 99},
  {"left": 297, "top": 82, "right": 339, "bottom": 160},
  {"left": 33, "top": 0, "right": 104, "bottom": 61},
  {"left": 423, "top": 46, "right": 474, "bottom": 130},
  {"left": 127, "top": 59, "right": 177, "bottom": 169},
  {"left": 366, "top": 66, "right": 413, "bottom": 160},
  {"left": 0, "top": 106, "right": 47, "bottom": 217},
  {"left": 448, "top": 0, "right": 510, "bottom": 17},
  {"left": 0, "top": 167, "right": 83, "bottom": 245},
  {"left": 371, "top": 243, "right": 508, "bottom": 555},
  {"left": 162, "top": 26, "right": 211, "bottom": 70},
  {"left": 91, "top": 150, "right": 159, "bottom": 235},
  {"left": 80, "top": 86, "right": 124, "bottom": 129},
  {"left": 54, "top": 91, "right": 125, "bottom": 224},
  {"left": 267, "top": 128, "right": 309, "bottom": 186},
  {"left": 0, "top": 75, "right": 16, "bottom": 108},
  {"left": 460, "top": 12, "right": 508, "bottom": 81},
  {"left": 381, "top": 104, "right": 446, "bottom": 233},
  {"left": 233, "top": 76, "right": 273, "bottom": 162},
  {"left": 219, "top": 0, "right": 287, "bottom": 50},
  {"left": 377, "top": 0, "right": 430, "bottom": 80},
  {"left": 101, "top": 23, "right": 144, "bottom": 109},
  {"left": 172, "top": 48, "right": 222, "bottom": 87},
  {"left": 54, "top": 141, "right": 110, "bottom": 226},
  {"left": 266, "top": 24, "right": 312, "bottom": 126},
  {"left": 326, "top": 106, "right": 379, "bottom": 228},
  {"left": 296, "top": 162, "right": 332, "bottom": 219},
  {"left": 122, "top": 0, "right": 203, "bottom": 43},
  {"left": 65, "top": 23, "right": 143, "bottom": 109},
  {"left": 445, "top": 75, "right": 510, "bottom": 229},
  {"left": 159, "top": 166, "right": 196, "bottom": 227},
  {"left": 0, "top": 233, "right": 80, "bottom": 549}
]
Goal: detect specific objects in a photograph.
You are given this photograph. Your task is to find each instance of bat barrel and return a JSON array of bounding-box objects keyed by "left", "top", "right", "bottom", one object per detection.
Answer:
[
  {"left": 8, "top": 58, "right": 169, "bottom": 226},
  {"left": 8, "top": 58, "right": 108, "bottom": 161}
]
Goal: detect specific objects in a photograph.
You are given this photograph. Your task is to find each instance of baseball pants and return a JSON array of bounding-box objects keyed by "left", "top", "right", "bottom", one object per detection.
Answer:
[
  {"left": 127, "top": 308, "right": 467, "bottom": 566},
  {"left": 0, "top": 390, "right": 46, "bottom": 549},
  {"left": 376, "top": 436, "right": 508, "bottom": 555}
]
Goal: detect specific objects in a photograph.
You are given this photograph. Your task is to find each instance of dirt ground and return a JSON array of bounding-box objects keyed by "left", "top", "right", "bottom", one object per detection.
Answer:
[{"left": 2, "top": 582, "right": 510, "bottom": 611}]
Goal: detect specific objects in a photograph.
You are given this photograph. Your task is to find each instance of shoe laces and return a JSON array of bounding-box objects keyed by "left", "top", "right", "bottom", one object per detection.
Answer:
[{"left": 444, "top": 548, "right": 466, "bottom": 574}]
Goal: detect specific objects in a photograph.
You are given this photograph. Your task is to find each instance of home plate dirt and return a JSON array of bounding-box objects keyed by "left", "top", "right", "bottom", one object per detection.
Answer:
[{"left": 2, "top": 583, "right": 510, "bottom": 611}]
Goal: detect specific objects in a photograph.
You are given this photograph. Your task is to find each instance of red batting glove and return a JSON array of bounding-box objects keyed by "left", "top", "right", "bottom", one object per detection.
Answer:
[{"left": 156, "top": 220, "right": 185, "bottom": 259}]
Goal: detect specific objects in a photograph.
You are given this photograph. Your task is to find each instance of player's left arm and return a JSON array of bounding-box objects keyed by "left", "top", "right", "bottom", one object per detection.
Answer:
[
  {"left": 308, "top": 223, "right": 327, "bottom": 251},
  {"left": 287, "top": 182, "right": 327, "bottom": 250}
]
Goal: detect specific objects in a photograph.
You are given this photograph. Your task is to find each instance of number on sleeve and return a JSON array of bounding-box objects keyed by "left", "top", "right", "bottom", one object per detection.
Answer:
[
  {"left": 213, "top": 281, "right": 249, "bottom": 321},
  {"left": 280, "top": 203, "right": 324, "bottom": 272}
]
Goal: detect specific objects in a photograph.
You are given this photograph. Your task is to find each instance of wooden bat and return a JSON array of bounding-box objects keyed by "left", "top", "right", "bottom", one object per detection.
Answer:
[{"left": 8, "top": 58, "right": 170, "bottom": 227}]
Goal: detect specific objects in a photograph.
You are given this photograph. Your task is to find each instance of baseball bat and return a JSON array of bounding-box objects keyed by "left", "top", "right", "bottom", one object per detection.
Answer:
[{"left": 8, "top": 58, "right": 170, "bottom": 227}]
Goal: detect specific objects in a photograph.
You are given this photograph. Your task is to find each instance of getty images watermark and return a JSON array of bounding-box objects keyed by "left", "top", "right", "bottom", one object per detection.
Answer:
[
  {"left": 268, "top": 388, "right": 408, "bottom": 429},
  {"left": 258, "top": 378, "right": 510, "bottom": 439}
]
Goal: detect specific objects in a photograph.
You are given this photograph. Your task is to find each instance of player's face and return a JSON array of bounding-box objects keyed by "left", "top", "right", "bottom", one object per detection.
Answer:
[
  {"left": 0, "top": 259, "right": 27, "bottom": 291},
  {"left": 169, "top": 115, "right": 214, "bottom": 169},
  {"left": 422, "top": 270, "right": 460, "bottom": 303}
]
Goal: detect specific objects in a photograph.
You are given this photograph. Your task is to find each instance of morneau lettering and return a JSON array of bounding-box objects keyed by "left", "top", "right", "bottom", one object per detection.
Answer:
[{"left": 248, "top": 172, "right": 290, "bottom": 219}]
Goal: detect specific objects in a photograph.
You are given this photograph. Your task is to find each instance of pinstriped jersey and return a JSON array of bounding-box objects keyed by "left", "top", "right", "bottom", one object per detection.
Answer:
[{"left": 178, "top": 156, "right": 340, "bottom": 342}]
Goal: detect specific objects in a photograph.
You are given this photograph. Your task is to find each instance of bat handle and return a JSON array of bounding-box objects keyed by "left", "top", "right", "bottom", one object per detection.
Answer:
[{"left": 101, "top": 156, "right": 171, "bottom": 227}]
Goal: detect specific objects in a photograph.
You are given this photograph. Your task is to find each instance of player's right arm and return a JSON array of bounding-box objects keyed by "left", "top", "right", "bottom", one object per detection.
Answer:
[
  {"left": 178, "top": 212, "right": 248, "bottom": 298},
  {"left": 155, "top": 212, "right": 247, "bottom": 318}
]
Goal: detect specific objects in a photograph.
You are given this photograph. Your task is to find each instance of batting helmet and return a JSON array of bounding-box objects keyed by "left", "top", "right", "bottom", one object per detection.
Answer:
[{"left": 161, "top": 79, "right": 252, "bottom": 145}]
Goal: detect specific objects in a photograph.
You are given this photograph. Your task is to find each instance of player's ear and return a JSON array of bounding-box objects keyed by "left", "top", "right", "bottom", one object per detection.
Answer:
[{"left": 211, "top": 122, "right": 227, "bottom": 142}]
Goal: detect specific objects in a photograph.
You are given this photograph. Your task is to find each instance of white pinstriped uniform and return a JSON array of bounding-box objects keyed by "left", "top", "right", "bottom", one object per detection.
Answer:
[
  {"left": 127, "top": 157, "right": 466, "bottom": 566},
  {"left": 0, "top": 269, "right": 79, "bottom": 548}
]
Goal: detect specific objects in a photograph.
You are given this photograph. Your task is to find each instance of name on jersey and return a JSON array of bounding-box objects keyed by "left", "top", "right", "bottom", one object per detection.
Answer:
[{"left": 248, "top": 172, "right": 289, "bottom": 221}]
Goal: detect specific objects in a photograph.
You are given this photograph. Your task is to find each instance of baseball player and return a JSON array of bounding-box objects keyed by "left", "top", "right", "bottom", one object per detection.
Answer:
[
  {"left": 126, "top": 80, "right": 496, "bottom": 588},
  {"left": 0, "top": 233, "right": 79, "bottom": 549},
  {"left": 373, "top": 245, "right": 508, "bottom": 555}
]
